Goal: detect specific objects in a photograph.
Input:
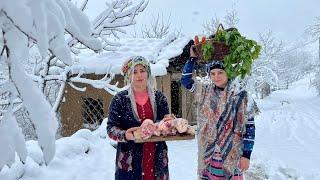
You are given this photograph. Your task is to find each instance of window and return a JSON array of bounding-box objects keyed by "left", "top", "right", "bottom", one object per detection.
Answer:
[{"left": 81, "top": 97, "right": 104, "bottom": 129}]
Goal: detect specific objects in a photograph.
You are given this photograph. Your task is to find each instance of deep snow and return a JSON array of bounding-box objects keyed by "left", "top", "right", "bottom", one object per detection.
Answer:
[{"left": 1, "top": 75, "right": 319, "bottom": 180}]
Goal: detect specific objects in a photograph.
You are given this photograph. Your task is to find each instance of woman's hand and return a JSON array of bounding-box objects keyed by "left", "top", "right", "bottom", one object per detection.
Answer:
[
  {"left": 239, "top": 157, "right": 250, "bottom": 172},
  {"left": 190, "top": 45, "right": 197, "bottom": 58},
  {"left": 125, "top": 127, "right": 140, "bottom": 141}
]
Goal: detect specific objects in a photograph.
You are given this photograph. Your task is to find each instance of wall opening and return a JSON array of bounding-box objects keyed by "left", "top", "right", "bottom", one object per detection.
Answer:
[
  {"left": 171, "top": 81, "right": 181, "bottom": 117},
  {"left": 81, "top": 97, "right": 104, "bottom": 129}
]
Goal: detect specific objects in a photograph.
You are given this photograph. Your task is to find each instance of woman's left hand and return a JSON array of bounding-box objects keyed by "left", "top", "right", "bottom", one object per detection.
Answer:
[
  {"left": 239, "top": 157, "right": 250, "bottom": 172},
  {"left": 125, "top": 127, "right": 140, "bottom": 141}
]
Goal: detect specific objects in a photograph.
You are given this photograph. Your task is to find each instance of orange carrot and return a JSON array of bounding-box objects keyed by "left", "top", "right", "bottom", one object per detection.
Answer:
[
  {"left": 194, "top": 35, "right": 199, "bottom": 45},
  {"left": 201, "top": 36, "right": 206, "bottom": 44}
]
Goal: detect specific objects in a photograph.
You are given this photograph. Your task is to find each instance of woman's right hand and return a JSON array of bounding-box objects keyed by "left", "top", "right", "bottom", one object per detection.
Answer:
[
  {"left": 125, "top": 127, "right": 140, "bottom": 141},
  {"left": 190, "top": 45, "right": 197, "bottom": 58}
]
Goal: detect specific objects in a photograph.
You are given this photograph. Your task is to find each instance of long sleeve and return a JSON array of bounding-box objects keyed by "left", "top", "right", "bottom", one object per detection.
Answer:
[
  {"left": 107, "top": 94, "right": 127, "bottom": 142},
  {"left": 242, "top": 117, "right": 255, "bottom": 159},
  {"left": 181, "top": 57, "right": 197, "bottom": 92},
  {"left": 156, "top": 91, "right": 170, "bottom": 121}
]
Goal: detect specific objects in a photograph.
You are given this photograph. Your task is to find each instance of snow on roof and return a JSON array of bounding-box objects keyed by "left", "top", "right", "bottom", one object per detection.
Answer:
[{"left": 71, "top": 33, "right": 191, "bottom": 76}]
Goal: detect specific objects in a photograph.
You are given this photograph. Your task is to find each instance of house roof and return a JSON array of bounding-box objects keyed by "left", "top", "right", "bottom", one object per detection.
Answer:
[{"left": 71, "top": 33, "right": 191, "bottom": 76}]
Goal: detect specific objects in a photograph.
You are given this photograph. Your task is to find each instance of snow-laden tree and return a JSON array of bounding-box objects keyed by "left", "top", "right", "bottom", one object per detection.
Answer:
[
  {"left": 202, "top": 7, "right": 239, "bottom": 36},
  {"left": 28, "top": 0, "right": 148, "bottom": 112},
  {"left": 315, "top": 68, "right": 320, "bottom": 95},
  {"left": 246, "top": 64, "right": 278, "bottom": 98},
  {"left": 202, "top": 14, "right": 221, "bottom": 36},
  {"left": 245, "top": 30, "right": 284, "bottom": 98},
  {"left": 130, "top": 12, "right": 179, "bottom": 39},
  {"left": 306, "top": 16, "right": 320, "bottom": 40},
  {"left": 248, "top": 30, "right": 316, "bottom": 98},
  {"left": 70, "top": 0, "right": 148, "bottom": 51},
  {"left": 260, "top": 32, "right": 316, "bottom": 90},
  {"left": 277, "top": 49, "right": 316, "bottom": 87},
  {"left": 223, "top": 8, "right": 239, "bottom": 29},
  {"left": 255, "top": 30, "right": 284, "bottom": 78},
  {"left": 306, "top": 16, "right": 320, "bottom": 95},
  {"left": 6, "top": 0, "right": 147, "bottom": 140},
  {"left": 0, "top": 0, "right": 105, "bottom": 169},
  {"left": 141, "top": 13, "right": 172, "bottom": 38},
  {"left": 258, "top": 30, "right": 284, "bottom": 60}
]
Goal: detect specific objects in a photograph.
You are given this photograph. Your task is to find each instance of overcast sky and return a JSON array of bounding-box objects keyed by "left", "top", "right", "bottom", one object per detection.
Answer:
[{"left": 84, "top": 0, "right": 320, "bottom": 44}]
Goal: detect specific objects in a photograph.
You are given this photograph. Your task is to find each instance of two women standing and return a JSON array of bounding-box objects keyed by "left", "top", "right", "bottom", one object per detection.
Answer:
[{"left": 107, "top": 47, "right": 259, "bottom": 180}]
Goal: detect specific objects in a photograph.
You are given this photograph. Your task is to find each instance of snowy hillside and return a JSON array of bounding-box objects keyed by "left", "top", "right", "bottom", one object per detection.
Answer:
[
  {"left": 252, "top": 74, "right": 320, "bottom": 179},
  {"left": 0, "top": 75, "right": 319, "bottom": 180}
]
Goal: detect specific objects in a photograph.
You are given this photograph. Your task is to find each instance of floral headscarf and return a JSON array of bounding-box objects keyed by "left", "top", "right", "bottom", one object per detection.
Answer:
[
  {"left": 121, "top": 56, "right": 152, "bottom": 85},
  {"left": 121, "top": 56, "right": 157, "bottom": 122}
]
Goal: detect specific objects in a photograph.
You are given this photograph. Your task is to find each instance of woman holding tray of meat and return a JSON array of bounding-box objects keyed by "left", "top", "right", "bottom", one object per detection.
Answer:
[
  {"left": 181, "top": 46, "right": 260, "bottom": 179},
  {"left": 107, "top": 56, "right": 170, "bottom": 180}
]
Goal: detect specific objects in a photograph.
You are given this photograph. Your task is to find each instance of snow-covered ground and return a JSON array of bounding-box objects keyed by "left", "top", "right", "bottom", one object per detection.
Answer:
[
  {"left": 1, "top": 76, "right": 319, "bottom": 180},
  {"left": 251, "top": 75, "right": 320, "bottom": 180}
]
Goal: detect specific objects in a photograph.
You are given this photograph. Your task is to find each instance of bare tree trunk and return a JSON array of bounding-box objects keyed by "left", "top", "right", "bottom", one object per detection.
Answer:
[
  {"left": 40, "top": 55, "right": 56, "bottom": 92},
  {"left": 318, "top": 37, "right": 320, "bottom": 63},
  {"left": 53, "top": 80, "right": 66, "bottom": 113}
]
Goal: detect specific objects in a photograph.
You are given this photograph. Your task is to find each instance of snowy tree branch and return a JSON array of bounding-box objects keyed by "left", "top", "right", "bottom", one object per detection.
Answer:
[
  {"left": 93, "top": 0, "right": 147, "bottom": 48},
  {"left": 79, "top": 0, "right": 89, "bottom": 11},
  {"left": 258, "top": 30, "right": 284, "bottom": 59},
  {"left": 306, "top": 17, "right": 320, "bottom": 39},
  {"left": 142, "top": 13, "right": 171, "bottom": 38},
  {"left": 202, "top": 7, "right": 239, "bottom": 36},
  {"left": 69, "top": 0, "right": 147, "bottom": 50},
  {"left": 202, "top": 14, "right": 221, "bottom": 36},
  {"left": 224, "top": 8, "right": 239, "bottom": 28},
  {"left": 0, "top": 0, "right": 147, "bottom": 170},
  {"left": 69, "top": 73, "right": 122, "bottom": 96}
]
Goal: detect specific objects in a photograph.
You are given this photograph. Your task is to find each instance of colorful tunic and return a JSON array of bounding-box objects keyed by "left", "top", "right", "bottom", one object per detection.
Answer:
[{"left": 181, "top": 57, "right": 259, "bottom": 179}]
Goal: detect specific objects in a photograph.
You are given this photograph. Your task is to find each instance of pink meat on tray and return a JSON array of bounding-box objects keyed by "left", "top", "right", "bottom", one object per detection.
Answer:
[
  {"left": 140, "top": 119, "right": 157, "bottom": 140},
  {"left": 174, "top": 118, "right": 189, "bottom": 133},
  {"left": 158, "top": 119, "right": 175, "bottom": 136},
  {"left": 133, "top": 115, "right": 195, "bottom": 141}
]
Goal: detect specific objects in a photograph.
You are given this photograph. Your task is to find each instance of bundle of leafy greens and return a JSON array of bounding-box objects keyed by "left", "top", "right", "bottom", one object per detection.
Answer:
[{"left": 202, "top": 28, "right": 261, "bottom": 79}]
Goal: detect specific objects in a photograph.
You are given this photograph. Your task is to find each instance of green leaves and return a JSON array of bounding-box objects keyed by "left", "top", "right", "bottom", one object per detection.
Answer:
[
  {"left": 202, "top": 43, "right": 213, "bottom": 61},
  {"left": 213, "top": 28, "right": 261, "bottom": 79}
]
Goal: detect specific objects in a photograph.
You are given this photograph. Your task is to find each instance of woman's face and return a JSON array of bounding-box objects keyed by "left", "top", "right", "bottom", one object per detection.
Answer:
[
  {"left": 210, "top": 68, "right": 228, "bottom": 88},
  {"left": 131, "top": 64, "right": 148, "bottom": 90}
]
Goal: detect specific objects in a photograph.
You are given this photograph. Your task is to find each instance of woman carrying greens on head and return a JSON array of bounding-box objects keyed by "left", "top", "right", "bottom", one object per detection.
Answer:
[{"left": 181, "top": 41, "right": 260, "bottom": 179}]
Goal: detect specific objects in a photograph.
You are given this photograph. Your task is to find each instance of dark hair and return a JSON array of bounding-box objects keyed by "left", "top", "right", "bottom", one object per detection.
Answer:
[{"left": 207, "top": 60, "right": 224, "bottom": 72}]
